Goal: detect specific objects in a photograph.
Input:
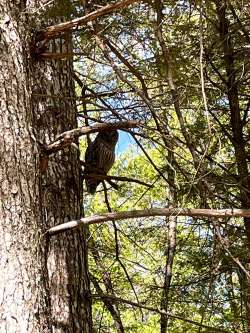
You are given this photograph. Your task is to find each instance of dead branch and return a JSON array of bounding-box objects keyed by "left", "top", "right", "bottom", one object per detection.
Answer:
[
  {"left": 38, "top": 52, "right": 74, "bottom": 60},
  {"left": 47, "top": 208, "right": 250, "bottom": 236},
  {"left": 45, "top": 121, "right": 138, "bottom": 155},
  {"left": 36, "top": 0, "right": 139, "bottom": 41}
]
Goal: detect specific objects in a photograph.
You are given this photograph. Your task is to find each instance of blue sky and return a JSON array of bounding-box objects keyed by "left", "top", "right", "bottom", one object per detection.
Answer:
[{"left": 116, "top": 130, "right": 135, "bottom": 154}]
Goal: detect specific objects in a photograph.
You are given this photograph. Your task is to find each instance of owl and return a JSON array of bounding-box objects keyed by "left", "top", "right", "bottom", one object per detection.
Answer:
[{"left": 84, "top": 130, "right": 119, "bottom": 194}]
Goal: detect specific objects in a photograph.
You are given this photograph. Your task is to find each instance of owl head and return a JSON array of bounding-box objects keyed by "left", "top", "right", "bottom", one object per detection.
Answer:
[{"left": 97, "top": 130, "right": 119, "bottom": 147}]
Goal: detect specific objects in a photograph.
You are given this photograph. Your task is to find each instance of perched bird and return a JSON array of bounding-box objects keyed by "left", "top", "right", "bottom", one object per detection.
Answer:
[{"left": 84, "top": 130, "right": 119, "bottom": 194}]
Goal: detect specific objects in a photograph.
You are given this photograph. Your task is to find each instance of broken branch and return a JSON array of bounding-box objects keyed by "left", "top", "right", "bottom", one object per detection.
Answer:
[{"left": 37, "top": 0, "right": 139, "bottom": 41}]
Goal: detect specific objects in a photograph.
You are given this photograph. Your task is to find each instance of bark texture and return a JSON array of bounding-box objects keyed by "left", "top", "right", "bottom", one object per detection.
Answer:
[{"left": 0, "top": 1, "right": 91, "bottom": 332}]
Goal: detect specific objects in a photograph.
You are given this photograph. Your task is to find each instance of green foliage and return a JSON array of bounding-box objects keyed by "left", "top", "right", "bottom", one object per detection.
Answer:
[
  {"left": 70, "top": 0, "right": 250, "bottom": 331},
  {"left": 43, "top": 0, "right": 79, "bottom": 20}
]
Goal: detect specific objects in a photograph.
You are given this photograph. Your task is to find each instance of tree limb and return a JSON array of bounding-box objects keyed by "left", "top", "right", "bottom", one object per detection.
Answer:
[
  {"left": 36, "top": 0, "right": 140, "bottom": 41},
  {"left": 83, "top": 173, "right": 153, "bottom": 188},
  {"left": 47, "top": 208, "right": 250, "bottom": 236},
  {"left": 45, "top": 121, "right": 138, "bottom": 155}
]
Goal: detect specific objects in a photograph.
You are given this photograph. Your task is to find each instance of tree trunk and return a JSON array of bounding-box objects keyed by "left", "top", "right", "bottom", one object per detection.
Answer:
[
  {"left": 160, "top": 216, "right": 177, "bottom": 333},
  {"left": 0, "top": 1, "right": 92, "bottom": 332}
]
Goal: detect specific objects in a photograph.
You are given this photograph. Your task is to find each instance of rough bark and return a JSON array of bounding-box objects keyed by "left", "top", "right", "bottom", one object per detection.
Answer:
[{"left": 0, "top": 1, "right": 92, "bottom": 332}]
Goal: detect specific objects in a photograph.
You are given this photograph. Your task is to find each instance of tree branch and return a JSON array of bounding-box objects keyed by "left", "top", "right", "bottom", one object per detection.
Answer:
[
  {"left": 45, "top": 121, "right": 138, "bottom": 155},
  {"left": 47, "top": 208, "right": 250, "bottom": 236},
  {"left": 90, "top": 274, "right": 125, "bottom": 332},
  {"left": 83, "top": 173, "right": 153, "bottom": 188},
  {"left": 36, "top": 0, "right": 140, "bottom": 41}
]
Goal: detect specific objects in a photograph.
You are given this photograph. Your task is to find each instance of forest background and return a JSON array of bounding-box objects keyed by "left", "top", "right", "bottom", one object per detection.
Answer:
[{"left": 1, "top": 0, "right": 250, "bottom": 332}]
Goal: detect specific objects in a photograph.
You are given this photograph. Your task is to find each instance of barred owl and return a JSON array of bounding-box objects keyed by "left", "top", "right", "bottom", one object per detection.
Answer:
[{"left": 84, "top": 130, "right": 119, "bottom": 194}]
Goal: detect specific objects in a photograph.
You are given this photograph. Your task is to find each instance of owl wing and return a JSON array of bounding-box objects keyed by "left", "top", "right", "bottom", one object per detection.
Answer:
[
  {"left": 84, "top": 133, "right": 117, "bottom": 194},
  {"left": 85, "top": 141, "right": 99, "bottom": 171},
  {"left": 84, "top": 141, "right": 102, "bottom": 194}
]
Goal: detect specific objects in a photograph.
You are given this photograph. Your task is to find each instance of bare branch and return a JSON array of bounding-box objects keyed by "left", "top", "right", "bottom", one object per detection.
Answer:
[
  {"left": 38, "top": 52, "right": 75, "bottom": 60},
  {"left": 45, "top": 121, "right": 138, "bottom": 155},
  {"left": 37, "top": 0, "right": 140, "bottom": 41},
  {"left": 47, "top": 208, "right": 250, "bottom": 236}
]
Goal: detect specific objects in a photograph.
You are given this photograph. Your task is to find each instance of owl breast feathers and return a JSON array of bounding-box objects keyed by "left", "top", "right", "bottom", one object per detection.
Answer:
[{"left": 84, "top": 130, "right": 119, "bottom": 194}]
